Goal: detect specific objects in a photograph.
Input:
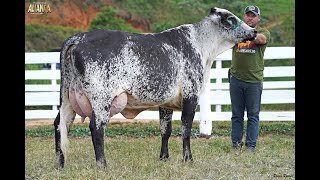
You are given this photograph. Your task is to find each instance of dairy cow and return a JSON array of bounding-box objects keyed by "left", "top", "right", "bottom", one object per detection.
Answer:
[{"left": 54, "top": 7, "right": 257, "bottom": 168}]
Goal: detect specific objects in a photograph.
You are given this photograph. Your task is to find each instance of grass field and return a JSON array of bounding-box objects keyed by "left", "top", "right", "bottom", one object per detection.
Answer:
[{"left": 25, "top": 121, "right": 295, "bottom": 179}]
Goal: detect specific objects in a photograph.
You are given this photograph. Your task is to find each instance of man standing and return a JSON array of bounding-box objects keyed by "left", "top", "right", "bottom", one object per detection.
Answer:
[{"left": 229, "top": 5, "right": 271, "bottom": 153}]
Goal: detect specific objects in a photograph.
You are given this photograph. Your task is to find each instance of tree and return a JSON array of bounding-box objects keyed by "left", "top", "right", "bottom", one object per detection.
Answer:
[{"left": 89, "top": 6, "right": 142, "bottom": 33}]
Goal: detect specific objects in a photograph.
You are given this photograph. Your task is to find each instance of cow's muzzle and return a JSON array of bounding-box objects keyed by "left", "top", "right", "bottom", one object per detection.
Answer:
[{"left": 244, "top": 30, "right": 257, "bottom": 41}]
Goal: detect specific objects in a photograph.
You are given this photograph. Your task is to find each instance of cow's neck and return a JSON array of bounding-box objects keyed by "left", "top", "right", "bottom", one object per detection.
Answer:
[
  {"left": 192, "top": 19, "right": 234, "bottom": 66},
  {"left": 191, "top": 18, "right": 235, "bottom": 93}
]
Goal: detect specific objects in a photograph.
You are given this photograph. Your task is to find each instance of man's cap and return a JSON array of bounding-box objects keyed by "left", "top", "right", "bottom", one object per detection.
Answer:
[{"left": 244, "top": 5, "right": 260, "bottom": 16}]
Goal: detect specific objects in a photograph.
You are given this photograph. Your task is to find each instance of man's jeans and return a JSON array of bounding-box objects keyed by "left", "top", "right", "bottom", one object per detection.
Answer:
[{"left": 229, "top": 75, "right": 263, "bottom": 149}]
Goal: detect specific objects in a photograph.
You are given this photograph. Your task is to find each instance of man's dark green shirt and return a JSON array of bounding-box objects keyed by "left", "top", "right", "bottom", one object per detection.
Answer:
[{"left": 231, "top": 26, "right": 271, "bottom": 82}]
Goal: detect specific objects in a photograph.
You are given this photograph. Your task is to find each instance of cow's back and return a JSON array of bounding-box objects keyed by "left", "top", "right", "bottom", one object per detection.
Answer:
[{"left": 68, "top": 29, "right": 185, "bottom": 107}]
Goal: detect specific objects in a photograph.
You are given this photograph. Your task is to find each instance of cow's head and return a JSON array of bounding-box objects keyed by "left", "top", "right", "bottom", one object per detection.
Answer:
[{"left": 208, "top": 7, "right": 257, "bottom": 43}]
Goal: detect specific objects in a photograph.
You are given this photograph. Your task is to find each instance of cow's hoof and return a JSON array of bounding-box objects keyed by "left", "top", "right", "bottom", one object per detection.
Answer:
[
  {"left": 183, "top": 155, "right": 193, "bottom": 162},
  {"left": 55, "top": 155, "right": 64, "bottom": 169},
  {"left": 96, "top": 160, "right": 107, "bottom": 169},
  {"left": 55, "top": 162, "right": 64, "bottom": 169},
  {"left": 160, "top": 154, "right": 169, "bottom": 161}
]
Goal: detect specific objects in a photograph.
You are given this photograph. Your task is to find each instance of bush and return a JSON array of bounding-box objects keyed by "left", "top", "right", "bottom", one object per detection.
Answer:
[
  {"left": 89, "top": 6, "right": 142, "bottom": 33},
  {"left": 25, "top": 24, "right": 82, "bottom": 52},
  {"left": 153, "top": 21, "right": 177, "bottom": 33}
]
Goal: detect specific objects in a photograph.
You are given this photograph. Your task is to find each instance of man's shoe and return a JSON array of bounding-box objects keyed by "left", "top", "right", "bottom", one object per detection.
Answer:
[
  {"left": 245, "top": 146, "right": 255, "bottom": 154},
  {"left": 232, "top": 141, "right": 243, "bottom": 155}
]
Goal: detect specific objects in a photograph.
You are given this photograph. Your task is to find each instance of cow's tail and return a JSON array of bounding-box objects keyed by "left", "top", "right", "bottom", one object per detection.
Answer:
[
  {"left": 58, "top": 33, "right": 85, "bottom": 160},
  {"left": 60, "top": 107, "right": 69, "bottom": 160}
]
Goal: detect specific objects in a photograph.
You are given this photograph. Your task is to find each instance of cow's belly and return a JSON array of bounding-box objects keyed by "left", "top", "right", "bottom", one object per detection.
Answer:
[
  {"left": 120, "top": 90, "right": 182, "bottom": 119},
  {"left": 68, "top": 82, "right": 182, "bottom": 120},
  {"left": 125, "top": 93, "right": 182, "bottom": 110}
]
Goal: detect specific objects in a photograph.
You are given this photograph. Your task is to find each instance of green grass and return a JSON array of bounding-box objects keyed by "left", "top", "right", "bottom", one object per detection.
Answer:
[
  {"left": 25, "top": 106, "right": 52, "bottom": 111},
  {"left": 26, "top": 0, "right": 295, "bottom": 51},
  {"left": 25, "top": 121, "right": 295, "bottom": 178},
  {"left": 25, "top": 24, "right": 82, "bottom": 52},
  {"left": 114, "top": 0, "right": 295, "bottom": 44},
  {"left": 220, "top": 103, "right": 295, "bottom": 112},
  {"left": 25, "top": 134, "right": 294, "bottom": 179},
  {"left": 25, "top": 121, "right": 295, "bottom": 137}
]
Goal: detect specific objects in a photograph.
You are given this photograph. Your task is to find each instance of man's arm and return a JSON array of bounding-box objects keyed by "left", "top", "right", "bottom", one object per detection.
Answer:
[{"left": 253, "top": 33, "right": 267, "bottom": 45}]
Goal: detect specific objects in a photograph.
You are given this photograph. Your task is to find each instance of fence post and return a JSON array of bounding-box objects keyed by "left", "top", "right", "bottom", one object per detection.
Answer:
[
  {"left": 199, "top": 79, "right": 212, "bottom": 137},
  {"left": 215, "top": 59, "right": 222, "bottom": 112},
  {"left": 51, "top": 63, "right": 58, "bottom": 110}
]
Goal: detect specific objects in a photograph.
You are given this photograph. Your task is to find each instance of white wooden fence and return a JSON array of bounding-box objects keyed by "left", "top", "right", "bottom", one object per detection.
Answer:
[{"left": 25, "top": 47, "right": 295, "bottom": 135}]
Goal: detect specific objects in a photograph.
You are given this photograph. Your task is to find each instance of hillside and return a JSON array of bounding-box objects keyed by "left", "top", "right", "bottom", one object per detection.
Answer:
[
  {"left": 25, "top": 0, "right": 295, "bottom": 51},
  {"left": 25, "top": 0, "right": 150, "bottom": 31}
]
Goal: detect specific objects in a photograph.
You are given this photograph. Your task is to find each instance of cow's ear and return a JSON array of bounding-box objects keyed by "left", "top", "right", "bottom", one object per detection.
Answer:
[{"left": 210, "top": 7, "right": 216, "bottom": 14}]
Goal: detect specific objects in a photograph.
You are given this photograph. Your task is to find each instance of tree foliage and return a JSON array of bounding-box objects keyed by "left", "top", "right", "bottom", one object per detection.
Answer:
[
  {"left": 25, "top": 24, "right": 82, "bottom": 52},
  {"left": 89, "top": 6, "right": 142, "bottom": 33},
  {"left": 26, "top": 0, "right": 295, "bottom": 51}
]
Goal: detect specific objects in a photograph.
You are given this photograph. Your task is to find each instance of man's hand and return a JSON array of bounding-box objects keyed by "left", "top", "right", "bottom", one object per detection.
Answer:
[{"left": 253, "top": 33, "right": 267, "bottom": 45}]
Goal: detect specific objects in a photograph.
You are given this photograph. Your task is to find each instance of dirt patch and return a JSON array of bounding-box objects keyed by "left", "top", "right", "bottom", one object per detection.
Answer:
[
  {"left": 264, "top": 20, "right": 283, "bottom": 29},
  {"left": 25, "top": 0, "right": 150, "bottom": 32},
  {"left": 25, "top": 0, "right": 104, "bottom": 30},
  {"left": 25, "top": 118, "right": 158, "bottom": 128}
]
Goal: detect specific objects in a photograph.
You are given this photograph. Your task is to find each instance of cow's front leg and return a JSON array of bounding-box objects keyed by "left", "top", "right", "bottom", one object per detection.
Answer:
[
  {"left": 159, "top": 107, "right": 173, "bottom": 160},
  {"left": 181, "top": 96, "right": 198, "bottom": 162},
  {"left": 89, "top": 111, "right": 107, "bottom": 169}
]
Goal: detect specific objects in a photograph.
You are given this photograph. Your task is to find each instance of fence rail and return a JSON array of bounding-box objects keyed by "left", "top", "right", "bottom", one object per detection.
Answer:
[{"left": 25, "top": 47, "right": 295, "bottom": 134}]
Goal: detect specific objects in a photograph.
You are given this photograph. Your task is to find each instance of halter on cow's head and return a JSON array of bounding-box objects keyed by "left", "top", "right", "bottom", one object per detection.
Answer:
[{"left": 208, "top": 7, "right": 257, "bottom": 43}]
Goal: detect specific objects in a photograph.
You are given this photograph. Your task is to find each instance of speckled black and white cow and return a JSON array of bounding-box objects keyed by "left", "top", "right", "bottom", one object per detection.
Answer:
[{"left": 54, "top": 7, "right": 256, "bottom": 168}]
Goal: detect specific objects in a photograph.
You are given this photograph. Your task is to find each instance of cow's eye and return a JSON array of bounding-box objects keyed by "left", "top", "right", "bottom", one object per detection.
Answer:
[{"left": 227, "top": 16, "right": 235, "bottom": 24}]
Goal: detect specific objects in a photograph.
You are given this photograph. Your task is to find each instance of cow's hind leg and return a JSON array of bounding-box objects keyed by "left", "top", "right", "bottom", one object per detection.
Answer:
[
  {"left": 89, "top": 110, "right": 108, "bottom": 169},
  {"left": 54, "top": 111, "right": 64, "bottom": 168},
  {"left": 181, "top": 96, "right": 198, "bottom": 162},
  {"left": 88, "top": 93, "right": 127, "bottom": 168},
  {"left": 159, "top": 107, "right": 173, "bottom": 161},
  {"left": 54, "top": 100, "right": 76, "bottom": 168}
]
